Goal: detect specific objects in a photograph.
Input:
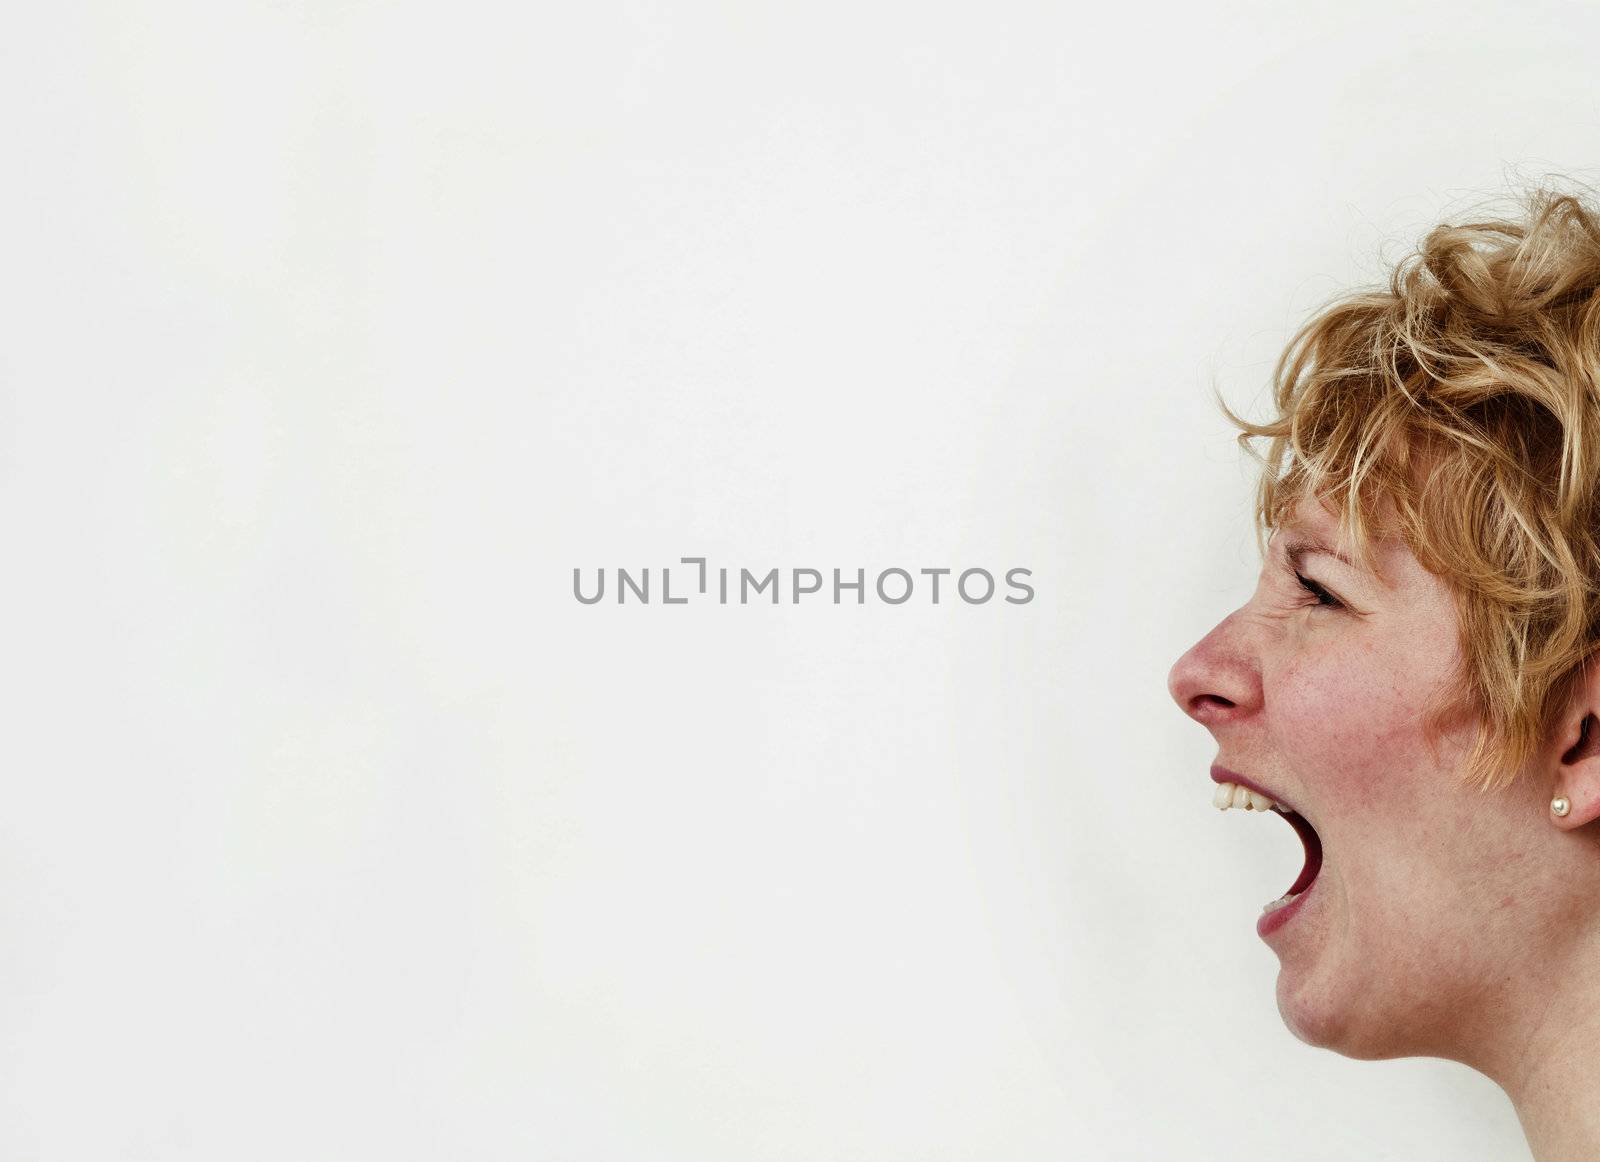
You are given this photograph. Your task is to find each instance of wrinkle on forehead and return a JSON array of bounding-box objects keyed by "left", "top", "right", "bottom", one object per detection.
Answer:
[
  {"left": 1273, "top": 493, "right": 1413, "bottom": 592},
  {"left": 1265, "top": 434, "right": 1457, "bottom": 593}
]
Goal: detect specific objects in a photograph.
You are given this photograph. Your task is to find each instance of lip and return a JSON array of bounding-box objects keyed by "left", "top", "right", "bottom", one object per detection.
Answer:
[
  {"left": 1256, "top": 883, "right": 1314, "bottom": 938},
  {"left": 1210, "top": 764, "right": 1301, "bottom": 816}
]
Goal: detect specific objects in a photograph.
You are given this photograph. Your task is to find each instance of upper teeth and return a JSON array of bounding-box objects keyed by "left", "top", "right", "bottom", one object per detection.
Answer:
[{"left": 1213, "top": 781, "right": 1278, "bottom": 812}]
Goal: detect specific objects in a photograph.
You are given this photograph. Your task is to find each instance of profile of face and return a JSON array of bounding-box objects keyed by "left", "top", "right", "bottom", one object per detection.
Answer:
[{"left": 1167, "top": 490, "right": 1571, "bottom": 1069}]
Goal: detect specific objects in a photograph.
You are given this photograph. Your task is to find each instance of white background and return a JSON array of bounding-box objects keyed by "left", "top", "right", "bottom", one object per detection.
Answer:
[{"left": 5, "top": 1, "right": 1596, "bottom": 1158}]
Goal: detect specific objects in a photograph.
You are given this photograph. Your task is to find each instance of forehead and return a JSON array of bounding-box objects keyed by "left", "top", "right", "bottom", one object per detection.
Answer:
[{"left": 1272, "top": 494, "right": 1419, "bottom": 591}]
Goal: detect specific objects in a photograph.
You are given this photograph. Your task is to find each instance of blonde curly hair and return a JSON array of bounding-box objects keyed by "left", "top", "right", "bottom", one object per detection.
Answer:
[{"left": 1225, "top": 187, "right": 1600, "bottom": 791}]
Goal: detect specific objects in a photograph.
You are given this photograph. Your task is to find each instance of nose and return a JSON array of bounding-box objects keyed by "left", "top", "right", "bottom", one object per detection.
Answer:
[{"left": 1167, "top": 607, "right": 1263, "bottom": 729}]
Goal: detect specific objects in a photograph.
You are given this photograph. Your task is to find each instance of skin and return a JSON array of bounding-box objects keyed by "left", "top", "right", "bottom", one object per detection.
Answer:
[{"left": 1167, "top": 491, "right": 1600, "bottom": 1161}]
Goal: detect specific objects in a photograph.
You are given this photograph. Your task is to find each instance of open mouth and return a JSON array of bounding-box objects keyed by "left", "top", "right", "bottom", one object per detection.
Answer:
[
  {"left": 1211, "top": 774, "right": 1323, "bottom": 918},
  {"left": 1274, "top": 808, "right": 1323, "bottom": 904}
]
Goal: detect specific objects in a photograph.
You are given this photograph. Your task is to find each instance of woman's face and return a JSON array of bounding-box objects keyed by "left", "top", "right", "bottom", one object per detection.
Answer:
[{"left": 1168, "top": 492, "right": 1561, "bottom": 1065}]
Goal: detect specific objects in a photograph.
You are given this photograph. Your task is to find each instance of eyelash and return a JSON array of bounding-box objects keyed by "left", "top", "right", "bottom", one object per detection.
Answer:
[{"left": 1294, "top": 571, "right": 1343, "bottom": 610}]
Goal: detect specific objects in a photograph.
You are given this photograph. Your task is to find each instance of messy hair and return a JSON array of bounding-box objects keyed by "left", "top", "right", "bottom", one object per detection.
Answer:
[{"left": 1224, "top": 186, "right": 1600, "bottom": 791}]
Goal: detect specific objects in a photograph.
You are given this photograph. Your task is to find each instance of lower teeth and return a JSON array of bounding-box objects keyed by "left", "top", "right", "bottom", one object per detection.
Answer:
[{"left": 1262, "top": 891, "right": 1301, "bottom": 915}]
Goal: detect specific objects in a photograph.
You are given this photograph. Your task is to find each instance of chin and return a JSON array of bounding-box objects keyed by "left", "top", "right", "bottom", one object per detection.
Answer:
[{"left": 1274, "top": 966, "right": 1414, "bottom": 1061}]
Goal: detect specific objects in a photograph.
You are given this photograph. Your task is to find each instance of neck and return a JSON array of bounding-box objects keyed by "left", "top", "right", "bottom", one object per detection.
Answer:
[{"left": 1492, "top": 932, "right": 1600, "bottom": 1161}]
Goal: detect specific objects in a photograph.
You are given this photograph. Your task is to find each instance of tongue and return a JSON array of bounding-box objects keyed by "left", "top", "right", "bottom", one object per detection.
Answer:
[{"left": 1280, "top": 809, "right": 1322, "bottom": 896}]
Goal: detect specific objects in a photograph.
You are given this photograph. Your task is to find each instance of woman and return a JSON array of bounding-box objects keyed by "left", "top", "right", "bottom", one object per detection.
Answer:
[{"left": 1167, "top": 187, "right": 1600, "bottom": 1162}]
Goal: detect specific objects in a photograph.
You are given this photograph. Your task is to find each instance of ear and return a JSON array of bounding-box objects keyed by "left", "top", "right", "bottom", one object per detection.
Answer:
[{"left": 1552, "top": 664, "right": 1600, "bottom": 829}]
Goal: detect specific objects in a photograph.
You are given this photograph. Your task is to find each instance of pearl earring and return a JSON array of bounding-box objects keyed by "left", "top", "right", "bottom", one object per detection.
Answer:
[{"left": 1552, "top": 796, "right": 1572, "bottom": 818}]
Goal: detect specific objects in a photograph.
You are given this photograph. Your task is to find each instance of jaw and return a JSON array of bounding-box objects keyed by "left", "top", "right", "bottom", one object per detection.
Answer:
[{"left": 1267, "top": 862, "right": 1483, "bottom": 1063}]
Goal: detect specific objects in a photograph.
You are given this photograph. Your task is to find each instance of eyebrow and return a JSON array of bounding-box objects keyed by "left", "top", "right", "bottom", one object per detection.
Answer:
[{"left": 1278, "top": 534, "right": 1358, "bottom": 572}]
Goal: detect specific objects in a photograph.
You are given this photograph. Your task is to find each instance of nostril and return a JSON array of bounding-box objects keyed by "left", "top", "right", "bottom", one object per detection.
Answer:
[{"left": 1188, "top": 693, "right": 1237, "bottom": 721}]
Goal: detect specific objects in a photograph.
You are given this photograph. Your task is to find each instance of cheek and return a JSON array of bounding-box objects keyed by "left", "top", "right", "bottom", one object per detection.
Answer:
[{"left": 1269, "top": 639, "right": 1445, "bottom": 810}]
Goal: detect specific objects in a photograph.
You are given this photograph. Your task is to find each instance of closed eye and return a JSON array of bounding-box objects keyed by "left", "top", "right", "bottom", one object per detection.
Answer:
[{"left": 1295, "top": 571, "right": 1343, "bottom": 610}]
